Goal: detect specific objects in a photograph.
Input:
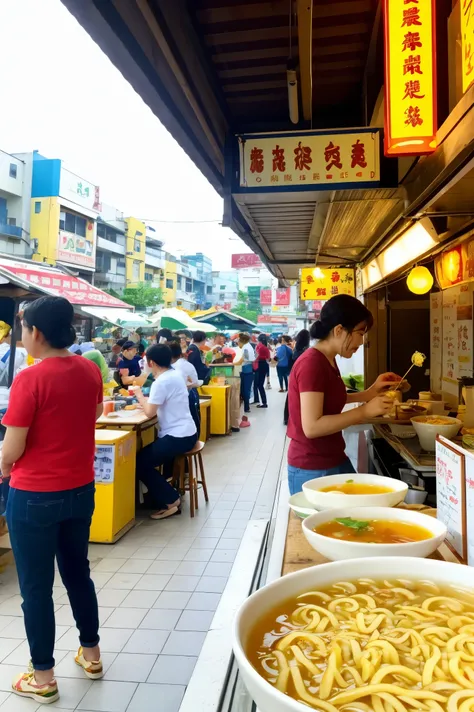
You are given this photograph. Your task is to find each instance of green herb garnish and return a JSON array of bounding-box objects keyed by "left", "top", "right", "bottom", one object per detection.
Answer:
[
  {"left": 345, "top": 479, "right": 354, "bottom": 483},
  {"left": 335, "top": 517, "right": 370, "bottom": 531}
]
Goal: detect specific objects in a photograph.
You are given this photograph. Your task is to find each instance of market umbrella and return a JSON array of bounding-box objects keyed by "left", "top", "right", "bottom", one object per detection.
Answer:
[{"left": 150, "top": 307, "right": 216, "bottom": 333}]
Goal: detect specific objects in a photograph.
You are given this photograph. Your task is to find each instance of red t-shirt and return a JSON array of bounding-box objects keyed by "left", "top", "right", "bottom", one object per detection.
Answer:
[
  {"left": 3, "top": 357, "right": 103, "bottom": 492},
  {"left": 287, "top": 348, "right": 347, "bottom": 470},
  {"left": 256, "top": 343, "right": 270, "bottom": 361}
]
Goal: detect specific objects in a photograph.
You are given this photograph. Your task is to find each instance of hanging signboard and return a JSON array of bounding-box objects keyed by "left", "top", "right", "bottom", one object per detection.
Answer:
[
  {"left": 461, "top": 0, "right": 474, "bottom": 95},
  {"left": 237, "top": 129, "right": 381, "bottom": 191},
  {"left": 383, "top": 0, "right": 437, "bottom": 156},
  {"left": 260, "top": 289, "right": 272, "bottom": 305},
  {"left": 300, "top": 268, "right": 355, "bottom": 301},
  {"left": 231, "top": 253, "right": 263, "bottom": 269},
  {"left": 274, "top": 288, "right": 290, "bottom": 306}
]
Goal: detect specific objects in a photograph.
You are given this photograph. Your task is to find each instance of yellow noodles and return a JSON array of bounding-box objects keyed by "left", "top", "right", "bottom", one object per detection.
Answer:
[{"left": 248, "top": 578, "right": 474, "bottom": 711}]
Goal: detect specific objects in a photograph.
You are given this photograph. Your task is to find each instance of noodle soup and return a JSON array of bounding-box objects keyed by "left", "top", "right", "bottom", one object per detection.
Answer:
[
  {"left": 247, "top": 577, "right": 474, "bottom": 711},
  {"left": 319, "top": 482, "right": 393, "bottom": 495},
  {"left": 314, "top": 518, "right": 433, "bottom": 544}
]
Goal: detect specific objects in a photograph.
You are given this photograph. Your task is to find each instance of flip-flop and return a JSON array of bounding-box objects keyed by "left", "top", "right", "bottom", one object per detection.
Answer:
[{"left": 150, "top": 506, "right": 181, "bottom": 520}]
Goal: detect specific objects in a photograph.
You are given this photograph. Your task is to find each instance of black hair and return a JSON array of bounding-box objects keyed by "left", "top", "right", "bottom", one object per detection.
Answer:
[
  {"left": 23, "top": 296, "right": 75, "bottom": 349},
  {"left": 192, "top": 330, "right": 207, "bottom": 343},
  {"left": 146, "top": 343, "right": 172, "bottom": 369},
  {"left": 282, "top": 334, "right": 292, "bottom": 345},
  {"left": 156, "top": 328, "right": 173, "bottom": 343},
  {"left": 121, "top": 340, "right": 136, "bottom": 351},
  {"left": 258, "top": 333, "right": 268, "bottom": 346},
  {"left": 310, "top": 294, "right": 373, "bottom": 341},
  {"left": 168, "top": 341, "right": 182, "bottom": 359},
  {"left": 295, "top": 329, "right": 310, "bottom": 351},
  {"left": 175, "top": 329, "right": 192, "bottom": 339}
]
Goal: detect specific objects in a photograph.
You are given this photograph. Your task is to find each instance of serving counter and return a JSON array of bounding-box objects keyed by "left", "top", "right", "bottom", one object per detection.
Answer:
[
  {"left": 199, "top": 384, "right": 231, "bottom": 435},
  {"left": 96, "top": 411, "right": 157, "bottom": 451}
]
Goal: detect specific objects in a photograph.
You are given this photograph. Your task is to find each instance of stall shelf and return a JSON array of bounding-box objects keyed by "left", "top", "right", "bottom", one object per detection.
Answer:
[
  {"left": 96, "top": 411, "right": 157, "bottom": 451},
  {"left": 91, "top": 429, "right": 136, "bottom": 544}
]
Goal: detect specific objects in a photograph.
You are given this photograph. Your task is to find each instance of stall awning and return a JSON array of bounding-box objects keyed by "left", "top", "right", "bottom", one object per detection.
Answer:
[
  {"left": 0, "top": 258, "right": 128, "bottom": 308},
  {"left": 80, "top": 306, "right": 150, "bottom": 329}
]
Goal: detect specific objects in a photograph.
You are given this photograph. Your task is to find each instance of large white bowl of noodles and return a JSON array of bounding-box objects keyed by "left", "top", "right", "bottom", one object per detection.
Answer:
[
  {"left": 301, "top": 506, "right": 447, "bottom": 560},
  {"left": 232, "top": 557, "right": 474, "bottom": 712},
  {"left": 302, "top": 473, "right": 407, "bottom": 510}
]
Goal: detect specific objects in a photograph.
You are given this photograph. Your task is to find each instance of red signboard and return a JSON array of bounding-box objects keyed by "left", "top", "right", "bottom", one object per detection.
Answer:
[
  {"left": 231, "top": 253, "right": 263, "bottom": 269},
  {"left": 383, "top": 0, "right": 437, "bottom": 156},
  {"left": 258, "top": 315, "right": 288, "bottom": 324},
  {"left": 274, "top": 288, "right": 290, "bottom": 306},
  {"left": 260, "top": 289, "right": 272, "bottom": 305},
  {"left": 0, "top": 259, "right": 128, "bottom": 308}
]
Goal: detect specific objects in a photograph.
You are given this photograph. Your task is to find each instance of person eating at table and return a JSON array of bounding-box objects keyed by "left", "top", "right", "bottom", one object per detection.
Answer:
[
  {"left": 134, "top": 344, "right": 198, "bottom": 519},
  {"left": 116, "top": 340, "right": 141, "bottom": 386}
]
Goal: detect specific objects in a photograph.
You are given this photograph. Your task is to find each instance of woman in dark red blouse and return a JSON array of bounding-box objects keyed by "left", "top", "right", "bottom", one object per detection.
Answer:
[
  {"left": 254, "top": 333, "right": 271, "bottom": 408},
  {"left": 287, "top": 295, "right": 401, "bottom": 494}
]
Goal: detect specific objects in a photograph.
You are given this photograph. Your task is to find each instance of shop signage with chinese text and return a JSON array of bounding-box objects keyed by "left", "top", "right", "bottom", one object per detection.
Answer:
[
  {"left": 260, "top": 289, "right": 272, "bottom": 305},
  {"left": 435, "top": 239, "right": 474, "bottom": 290},
  {"left": 237, "top": 129, "right": 381, "bottom": 191},
  {"left": 300, "top": 268, "right": 355, "bottom": 301},
  {"left": 274, "top": 288, "right": 290, "bottom": 306},
  {"left": 59, "top": 169, "right": 101, "bottom": 212},
  {"left": 461, "top": 0, "right": 474, "bottom": 94},
  {"left": 383, "top": 0, "right": 437, "bottom": 156},
  {"left": 231, "top": 253, "right": 263, "bottom": 268},
  {"left": 57, "top": 226, "right": 96, "bottom": 270}
]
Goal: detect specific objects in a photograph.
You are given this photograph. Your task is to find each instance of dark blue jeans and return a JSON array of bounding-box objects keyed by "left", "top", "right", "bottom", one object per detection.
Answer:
[
  {"left": 240, "top": 371, "right": 254, "bottom": 412},
  {"left": 6, "top": 482, "right": 99, "bottom": 670},
  {"left": 277, "top": 365, "right": 290, "bottom": 390},
  {"left": 137, "top": 432, "right": 198, "bottom": 506}
]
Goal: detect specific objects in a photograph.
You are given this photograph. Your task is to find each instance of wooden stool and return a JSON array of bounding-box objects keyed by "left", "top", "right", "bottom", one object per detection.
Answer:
[{"left": 173, "top": 441, "right": 209, "bottom": 517}]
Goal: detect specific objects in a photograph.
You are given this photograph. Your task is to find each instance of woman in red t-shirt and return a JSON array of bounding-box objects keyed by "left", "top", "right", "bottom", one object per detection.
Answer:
[
  {"left": 254, "top": 334, "right": 271, "bottom": 408},
  {"left": 2, "top": 297, "right": 104, "bottom": 703},
  {"left": 287, "top": 295, "right": 402, "bottom": 495}
]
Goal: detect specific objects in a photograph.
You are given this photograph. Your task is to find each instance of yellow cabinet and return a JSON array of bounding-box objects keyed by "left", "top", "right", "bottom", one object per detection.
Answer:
[
  {"left": 199, "top": 385, "right": 231, "bottom": 435},
  {"left": 90, "top": 430, "right": 136, "bottom": 544}
]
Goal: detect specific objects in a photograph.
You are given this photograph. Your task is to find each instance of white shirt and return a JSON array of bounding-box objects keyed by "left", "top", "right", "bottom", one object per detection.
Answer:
[
  {"left": 148, "top": 369, "right": 197, "bottom": 439},
  {"left": 0, "top": 343, "right": 27, "bottom": 385},
  {"left": 173, "top": 358, "right": 201, "bottom": 388},
  {"left": 242, "top": 343, "right": 254, "bottom": 365}
]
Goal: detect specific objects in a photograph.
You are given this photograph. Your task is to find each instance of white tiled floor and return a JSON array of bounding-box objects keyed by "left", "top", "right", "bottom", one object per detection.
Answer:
[{"left": 0, "top": 382, "right": 288, "bottom": 711}]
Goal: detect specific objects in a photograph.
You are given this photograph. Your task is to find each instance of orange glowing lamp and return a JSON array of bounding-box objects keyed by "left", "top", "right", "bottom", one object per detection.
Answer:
[{"left": 383, "top": 0, "right": 437, "bottom": 157}]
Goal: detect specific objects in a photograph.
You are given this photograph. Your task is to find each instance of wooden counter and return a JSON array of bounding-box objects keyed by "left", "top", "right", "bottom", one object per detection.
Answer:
[
  {"left": 282, "top": 508, "right": 461, "bottom": 577},
  {"left": 97, "top": 411, "right": 155, "bottom": 426},
  {"left": 96, "top": 412, "right": 157, "bottom": 451}
]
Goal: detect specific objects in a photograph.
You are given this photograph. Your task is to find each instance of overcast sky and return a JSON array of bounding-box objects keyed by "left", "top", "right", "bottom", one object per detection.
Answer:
[{"left": 0, "top": 0, "right": 252, "bottom": 270}]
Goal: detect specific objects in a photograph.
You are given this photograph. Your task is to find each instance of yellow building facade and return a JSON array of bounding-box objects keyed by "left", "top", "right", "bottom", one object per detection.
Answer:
[
  {"left": 125, "top": 216, "right": 146, "bottom": 286},
  {"left": 162, "top": 260, "right": 177, "bottom": 306},
  {"left": 30, "top": 197, "right": 61, "bottom": 265}
]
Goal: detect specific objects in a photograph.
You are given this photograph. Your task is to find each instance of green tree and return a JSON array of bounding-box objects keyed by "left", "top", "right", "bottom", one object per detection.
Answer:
[
  {"left": 121, "top": 283, "right": 164, "bottom": 310},
  {"left": 232, "top": 289, "right": 260, "bottom": 323}
]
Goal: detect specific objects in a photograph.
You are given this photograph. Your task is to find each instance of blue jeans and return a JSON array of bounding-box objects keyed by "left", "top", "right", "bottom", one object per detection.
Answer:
[
  {"left": 240, "top": 371, "right": 254, "bottom": 412},
  {"left": 6, "top": 482, "right": 99, "bottom": 670},
  {"left": 288, "top": 458, "right": 356, "bottom": 495},
  {"left": 137, "top": 432, "right": 198, "bottom": 504},
  {"left": 277, "top": 365, "right": 290, "bottom": 390}
]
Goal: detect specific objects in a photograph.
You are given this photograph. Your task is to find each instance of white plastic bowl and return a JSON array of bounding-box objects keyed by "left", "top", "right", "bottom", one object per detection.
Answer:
[
  {"left": 411, "top": 415, "right": 462, "bottom": 452},
  {"left": 301, "top": 506, "right": 446, "bottom": 560},
  {"left": 233, "top": 557, "right": 472, "bottom": 712},
  {"left": 302, "top": 473, "right": 407, "bottom": 510},
  {"left": 288, "top": 492, "right": 317, "bottom": 519}
]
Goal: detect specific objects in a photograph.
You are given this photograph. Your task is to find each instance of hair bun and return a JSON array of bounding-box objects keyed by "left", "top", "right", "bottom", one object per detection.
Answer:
[{"left": 310, "top": 320, "right": 328, "bottom": 340}]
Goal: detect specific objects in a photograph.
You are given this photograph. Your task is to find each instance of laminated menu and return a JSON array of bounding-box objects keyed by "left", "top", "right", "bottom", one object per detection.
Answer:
[
  {"left": 464, "top": 450, "right": 474, "bottom": 567},
  {"left": 436, "top": 436, "right": 466, "bottom": 562}
]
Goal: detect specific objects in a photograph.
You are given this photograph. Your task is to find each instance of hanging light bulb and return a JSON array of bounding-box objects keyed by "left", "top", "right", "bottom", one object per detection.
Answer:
[
  {"left": 312, "top": 267, "right": 325, "bottom": 279},
  {"left": 406, "top": 265, "right": 433, "bottom": 294}
]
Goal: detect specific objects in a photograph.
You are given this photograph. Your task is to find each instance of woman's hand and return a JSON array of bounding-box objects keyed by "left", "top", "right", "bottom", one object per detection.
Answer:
[
  {"left": 361, "top": 395, "right": 394, "bottom": 420},
  {"left": 369, "top": 372, "right": 403, "bottom": 397}
]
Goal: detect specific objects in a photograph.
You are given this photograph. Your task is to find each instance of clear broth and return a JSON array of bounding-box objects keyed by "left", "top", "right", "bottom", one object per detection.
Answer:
[{"left": 314, "top": 518, "right": 433, "bottom": 543}]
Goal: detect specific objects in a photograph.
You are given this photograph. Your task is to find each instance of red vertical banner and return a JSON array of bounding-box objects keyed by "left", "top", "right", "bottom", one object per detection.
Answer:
[
  {"left": 383, "top": 0, "right": 437, "bottom": 157},
  {"left": 274, "top": 288, "right": 290, "bottom": 306},
  {"left": 260, "top": 289, "right": 272, "bottom": 305}
]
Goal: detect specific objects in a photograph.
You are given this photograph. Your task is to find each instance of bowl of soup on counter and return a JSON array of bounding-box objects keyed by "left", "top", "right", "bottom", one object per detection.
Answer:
[
  {"left": 411, "top": 414, "right": 462, "bottom": 451},
  {"left": 301, "top": 506, "right": 446, "bottom": 560},
  {"left": 302, "top": 473, "right": 407, "bottom": 510},
  {"left": 233, "top": 557, "right": 472, "bottom": 712}
]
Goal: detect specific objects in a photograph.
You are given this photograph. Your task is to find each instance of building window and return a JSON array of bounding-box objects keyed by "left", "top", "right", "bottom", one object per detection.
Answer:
[
  {"left": 134, "top": 239, "right": 141, "bottom": 252},
  {"left": 34, "top": 201, "right": 41, "bottom": 214},
  {"left": 176, "top": 275, "right": 182, "bottom": 288},
  {"left": 75, "top": 216, "right": 86, "bottom": 237},
  {"left": 9, "top": 164, "right": 17, "bottom": 179},
  {"left": 219, "top": 293, "right": 225, "bottom": 300},
  {"left": 132, "top": 261, "right": 140, "bottom": 281},
  {"left": 7, "top": 218, "right": 16, "bottom": 227},
  {"left": 60, "top": 209, "right": 88, "bottom": 238},
  {"left": 206, "top": 285, "right": 213, "bottom": 294},
  {"left": 185, "top": 279, "right": 192, "bottom": 292},
  {"left": 220, "top": 285, "right": 226, "bottom": 290},
  {"left": 145, "top": 272, "right": 153, "bottom": 281},
  {"left": 166, "top": 279, "right": 174, "bottom": 289}
]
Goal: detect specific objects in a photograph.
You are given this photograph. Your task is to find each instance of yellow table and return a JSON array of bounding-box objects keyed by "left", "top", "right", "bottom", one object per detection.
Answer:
[
  {"left": 199, "top": 384, "right": 231, "bottom": 435},
  {"left": 91, "top": 430, "right": 136, "bottom": 544},
  {"left": 96, "top": 411, "right": 157, "bottom": 451},
  {"left": 199, "top": 399, "right": 212, "bottom": 442}
]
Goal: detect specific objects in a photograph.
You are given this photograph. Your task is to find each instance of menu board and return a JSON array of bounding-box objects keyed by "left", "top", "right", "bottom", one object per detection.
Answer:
[
  {"left": 436, "top": 436, "right": 466, "bottom": 561},
  {"left": 465, "top": 451, "right": 474, "bottom": 567},
  {"left": 430, "top": 292, "right": 442, "bottom": 393},
  {"left": 440, "top": 284, "right": 474, "bottom": 396}
]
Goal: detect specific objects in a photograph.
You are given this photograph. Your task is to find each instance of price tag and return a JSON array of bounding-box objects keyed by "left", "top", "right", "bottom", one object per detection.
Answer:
[{"left": 436, "top": 436, "right": 466, "bottom": 562}]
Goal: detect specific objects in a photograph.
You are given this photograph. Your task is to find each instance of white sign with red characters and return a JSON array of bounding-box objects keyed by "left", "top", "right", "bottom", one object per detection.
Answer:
[{"left": 238, "top": 130, "right": 380, "bottom": 189}]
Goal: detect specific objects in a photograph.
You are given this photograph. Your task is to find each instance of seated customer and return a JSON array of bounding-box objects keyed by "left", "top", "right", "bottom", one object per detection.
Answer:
[
  {"left": 135, "top": 344, "right": 198, "bottom": 520},
  {"left": 169, "top": 340, "right": 202, "bottom": 434},
  {"left": 116, "top": 341, "right": 141, "bottom": 385}
]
